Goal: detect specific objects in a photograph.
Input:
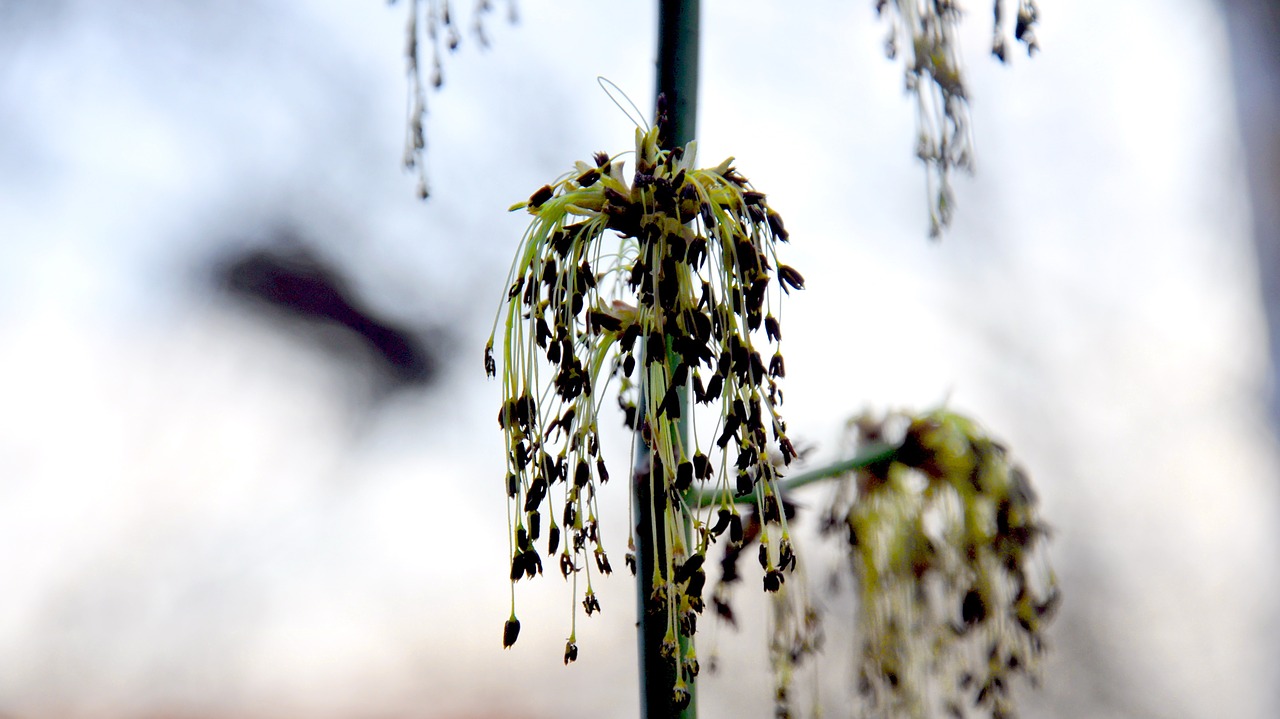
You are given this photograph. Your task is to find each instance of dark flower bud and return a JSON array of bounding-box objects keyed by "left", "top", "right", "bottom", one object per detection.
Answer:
[
  {"left": 528, "top": 511, "right": 541, "bottom": 540},
  {"left": 671, "top": 361, "right": 690, "bottom": 387},
  {"left": 675, "top": 554, "right": 704, "bottom": 584},
  {"left": 1016, "top": 7, "right": 1033, "bottom": 42},
  {"left": 767, "top": 209, "right": 789, "bottom": 241},
  {"left": 550, "top": 228, "right": 574, "bottom": 256},
  {"left": 717, "top": 349, "right": 732, "bottom": 376},
  {"left": 749, "top": 351, "right": 766, "bottom": 381},
  {"left": 763, "top": 494, "right": 782, "bottom": 524},
  {"left": 563, "top": 641, "right": 579, "bottom": 664},
  {"left": 539, "top": 452, "right": 559, "bottom": 483},
  {"left": 522, "top": 549, "right": 542, "bottom": 578},
  {"left": 578, "top": 260, "right": 596, "bottom": 290},
  {"left": 688, "top": 237, "right": 707, "bottom": 268},
  {"left": 595, "top": 550, "right": 613, "bottom": 575},
  {"left": 769, "top": 352, "right": 786, "bottom": 378},
  {"left": 657, "top": 384, "right": 682, "bottom": 419},
  {"left": 764, "top": 315, "right": 781, "bottom": 342},
  {"left": 779, "top": 437, "right": 797, "bottom": 463},
  {"left": 583, "top": 592, "right": 601, "bottom": 615},
  {"left": 685, "top": 569, "right": 706, "bottom": 599},
  {"left": 778, "top": 538, "right": 796, "bottom": 571},
  {"left": 763, "top": 569, "right": 784, "bottom": 592},
  {"left": 529, "top": 184, "right": 554, "bottom": 208},
  {"left": 646, "top": 331, "right": 666, "bottom": 364},
  {"left": 588, "top": 309, "right": 622, "bottom": 333},
  {"left": 620, "top": 323, "right": 641, "bottom": 351},
  {"left": 547, "top": 525, "right": 561, "bottom": 555},
  {"left": 710, "top": 508, "right": 732, "bottom": 536},
  {"left": 625, "top": 552, "right": 637, "bottom": 575},
  {"left": 524, "top": 477, "right": 547, "bottom": 512},
  {"left": 962, "top": 588, "right": 987, "bottom": 626},
  {"left": 540, "top": 259, "right": 557, "bottom": 288},
  {"left": 675, "top": 461, "right": 694, "bottom": 492},
  {"left": 502, "top": 617, "right": 521, "bottom": 648},
  {"left": 559, "top": 552, "right": 575, "bottom": 578},
  {"left": 778, "top": 264, "right": 805, "bottom": 293},
  {"left": 694, "top": 452, "right": 713, "bottom": 479},
  {"left": 705, "top": 374, "right": 723, "bottom": 402},
  {"left": 596, "top": 458, "right": 609, "bottom": 483},
  {"left": 735, "top": 238, "right": 759, "bottom": 277},
  {"left": 729, "top": 513, "right": 744, "bottom": 544},
  {"left": 718, "top": 415, "right": 741, "bottom": 448}
]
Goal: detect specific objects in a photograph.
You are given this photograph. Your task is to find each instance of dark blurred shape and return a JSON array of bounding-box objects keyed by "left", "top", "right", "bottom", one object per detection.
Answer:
[
  {"left": 1223, "top": 0, "right": 1280, "bottom": 427},
  {"left": 1222, "top": 2, "right": 1280, "bottom": 710},
  {"left": 217, "top": 244, "right": 436, "bottom": 388}
]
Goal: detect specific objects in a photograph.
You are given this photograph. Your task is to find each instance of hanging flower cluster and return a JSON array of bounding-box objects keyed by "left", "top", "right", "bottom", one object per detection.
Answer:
[
  {"left": 877, "top": 0, "right": 1040, "bottom": 236},
  {"left": 822, "top": 409, "right": 1060, "bottom": 719},
  {"left": 711, "top": 497, "right": 824, "bottom": 718},
  {"left": 395, "top": 0, "right": 519, "bottom": 198},
  {"left": 486, "top": 121, "right": 803, "bottom": 678}
]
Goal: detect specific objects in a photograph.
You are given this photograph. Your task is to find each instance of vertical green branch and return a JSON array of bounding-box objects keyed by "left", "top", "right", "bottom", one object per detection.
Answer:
[{"left": 635, "top": 1, "right": 700, "bottom": 717}]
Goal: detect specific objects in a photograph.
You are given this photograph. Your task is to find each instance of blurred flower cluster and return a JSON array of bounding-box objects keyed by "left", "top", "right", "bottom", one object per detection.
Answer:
[
  {"left": 878, "top": 0, "right": 1040, "bottom": 236},
  {"left": 823, "top": 409, "right": 1059, "bottom": 719},
  {"left": 395, "top": 0, "right": 519, "bottom": 198}
]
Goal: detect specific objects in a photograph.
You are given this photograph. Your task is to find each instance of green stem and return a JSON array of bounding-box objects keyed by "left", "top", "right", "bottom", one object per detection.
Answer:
[
  {"left": 691, "top": 441, "right": 900, "bottom": 508},
  {"left": 635, "top": 2, "right": 699, "bottom": 718}
]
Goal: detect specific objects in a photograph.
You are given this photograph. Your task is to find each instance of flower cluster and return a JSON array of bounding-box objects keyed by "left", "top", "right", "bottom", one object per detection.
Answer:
[
  {"left": 823, "top": 410, "right": 1059, "bottom": 719},
  {"left": 877, "top": 0, "right": 1040, "bottom": 236},
  {"left": 487, "top": 120, "right": 803, "bottom": 683},
  {"left": 708, "top": 495, "right": 820, "bottom": 718},
  {"left": 992, "top": 0, "right": 1041, "bottom": 62},
  {"left": 396, "top": 0, "right": 518, "bottom": 198}
]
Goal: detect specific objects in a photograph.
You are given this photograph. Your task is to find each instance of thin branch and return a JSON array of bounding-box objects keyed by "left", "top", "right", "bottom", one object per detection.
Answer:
[{"left": 692, "top": 441, "right": 899, "bottom": 508}]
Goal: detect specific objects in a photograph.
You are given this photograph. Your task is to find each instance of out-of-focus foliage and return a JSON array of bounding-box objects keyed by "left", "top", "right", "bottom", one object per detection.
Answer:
[
  {"left": 825, "top": 410, "right": 1059, "bottom": 719},
  {"left": 877, "top": 0, "right": 1040, "bottom": 236}
]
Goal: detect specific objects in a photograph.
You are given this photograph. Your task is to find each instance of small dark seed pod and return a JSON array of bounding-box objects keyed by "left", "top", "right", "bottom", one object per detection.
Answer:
[
  {"left": 710, "top": 508, "right": 732, "bottom": 536},
  {"left": 502, "top": 618, "right": 521, "bottom": 648},
  {"left": 529, "top": 184, "right": 554, "bottom": 208},
  {"left": 778, "top": 264, "right": 805, "bottom": 292}
]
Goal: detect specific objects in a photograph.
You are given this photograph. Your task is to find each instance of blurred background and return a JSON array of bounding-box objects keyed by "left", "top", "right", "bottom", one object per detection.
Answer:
[{"left": 1, "top": 0, "right": 1278, "bottom": 717}]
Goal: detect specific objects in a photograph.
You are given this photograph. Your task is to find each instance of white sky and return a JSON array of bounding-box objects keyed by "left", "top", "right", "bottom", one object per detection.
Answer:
[{"left": 0, "top": 1, "right": 1277, "bottom": 718}]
